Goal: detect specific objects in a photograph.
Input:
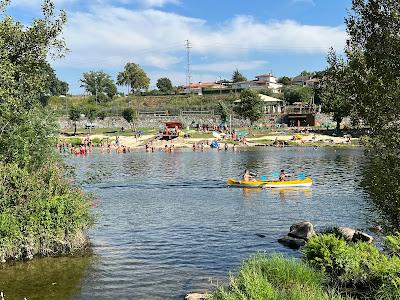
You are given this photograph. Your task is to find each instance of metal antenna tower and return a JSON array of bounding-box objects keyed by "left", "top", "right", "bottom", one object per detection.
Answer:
[{"left": 185, "top": 39, "right": 192, "bottom": 93}]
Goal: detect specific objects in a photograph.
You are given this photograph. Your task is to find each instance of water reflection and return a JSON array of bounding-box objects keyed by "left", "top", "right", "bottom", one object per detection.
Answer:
[
  {"left": 0, "top": 255, "right": 93, "bottom": 300},
  {"left": 362, "top": 152, "right": 400, "bottom": 231}
]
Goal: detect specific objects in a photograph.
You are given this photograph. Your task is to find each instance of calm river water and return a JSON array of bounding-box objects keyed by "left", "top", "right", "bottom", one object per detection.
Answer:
[{"left": 0, "top": 147, "right": 377, "bottom": 299}]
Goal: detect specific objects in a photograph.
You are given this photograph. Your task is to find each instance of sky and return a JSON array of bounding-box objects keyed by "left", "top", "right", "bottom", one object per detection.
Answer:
[{"left": 6, "top": 0, "right": 352, "bottom": 94}]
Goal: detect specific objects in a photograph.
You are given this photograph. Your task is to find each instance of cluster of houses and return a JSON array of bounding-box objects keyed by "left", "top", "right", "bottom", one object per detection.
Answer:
[
  {"left": 182, "top": 73, "right": 321, "bottom": 127},
  {"left": 182, "top": 73, "right": 320, "bottom": 95}
]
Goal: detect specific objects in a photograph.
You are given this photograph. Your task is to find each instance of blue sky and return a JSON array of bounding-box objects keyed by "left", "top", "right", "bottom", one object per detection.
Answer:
[{"left": 6, "top": 0, "right": 352, "bottom": 94}]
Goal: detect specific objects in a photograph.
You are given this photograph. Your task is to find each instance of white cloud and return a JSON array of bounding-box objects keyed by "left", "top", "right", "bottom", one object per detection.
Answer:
[
  {"left": 55, "top": 5, "right": 346, "bottom": 70},
  {"left": 138, "top": 0, "right": 180, "bottom": 8}
]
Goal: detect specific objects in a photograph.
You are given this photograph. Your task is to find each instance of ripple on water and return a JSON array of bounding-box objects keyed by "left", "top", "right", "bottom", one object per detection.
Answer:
[{"left": 0, "top": 148, "right": 377, "bottom": 300}]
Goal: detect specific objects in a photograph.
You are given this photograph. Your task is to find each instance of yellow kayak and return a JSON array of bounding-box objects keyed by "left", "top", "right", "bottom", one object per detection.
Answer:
[{"left": 227, "top": 177, "right": 313, "bottom": 188}]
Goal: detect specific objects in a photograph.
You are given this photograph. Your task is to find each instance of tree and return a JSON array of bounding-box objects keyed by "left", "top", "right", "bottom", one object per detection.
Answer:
[
  {"left": 156, "top": 77, "right": 173, "bottom": 93},
  {"left": 344, "top": 0, "right": 400, "bottom": 151},
  {"left": 320, "top": 50, "right": 352, "bottom": 132},
  {"left": 84, "top": 105, "right": 97, "bottom": 133},
  {"left": 80, "top": 71, "right": 117, "bottom": 102},
  {"left": 218, "top": 101, "right": 231, "bottom": 123},
  {"left": 283, "top": 86, "right": 314, "bottom": 104},
  {"left": 232, "top": 69, "right": 247, "bottom": 83},
  {"left": 234, "top": 89, "right": 263, "bottom": 125},
  {"left": 41, "top": 62, "right": 69, "bottom": 96},
  {"left": 69, "top": 107, "right": 81, "bottom": 136},
  {"left": 0, "top": 0, "right": 66, "bottom": 168},
  {"left": 278, "top": 76, "right": 291, "bottom": 85},
  {"left": 122, "top": 107, "right": 137, "bottom": 130},
  {"left": 300, "top": 70, "right": 312, "bottom": 76},
  {"left": 117, "top": 62, "right": 150, "bottom": 94}
]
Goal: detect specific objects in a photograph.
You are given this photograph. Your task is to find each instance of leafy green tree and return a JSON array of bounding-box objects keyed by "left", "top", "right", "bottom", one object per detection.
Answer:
[
  {"left": 283, "top": 86, "right": 314, "bottom": 104},
  {"left": 217, "top": 101, "right": 231, "bottom": 123},
  {"left": 300, "top": 70, "right": 312, "bottom": 76},
  {"left": 234, "top": 89, "right": 263, "bottom": 125},
  {"left": 156, "top": 77, "right": 173, "bottom": 93},
  {"left": 41, "top": 63, "right": 69, "bottom": 96},
  {"left": 0, "top": 0, "right": 66, "bottom": 168},
  {"left": 278, "top": 76, "right": 291, "bottom": 85},
  {"left": 117, "top": 62, "right": 150, "bottom": 94},
  {"left": 320, "top": 50, "right": 352, "bottom": 132},
  {"left": 80, "top": 71, "right": 116, "bottom": 102},
  {"left": 344, "top": 0, "right": 400, "bottom": 151},
  {"left": 69, "top": 107, "right": 81, "bottom": 136},
  {"left": 122, "top": 107, "right": 137, "bottom": 130},
  {"left": 232, "top": 69, "right": 247, "bottom": 83}
]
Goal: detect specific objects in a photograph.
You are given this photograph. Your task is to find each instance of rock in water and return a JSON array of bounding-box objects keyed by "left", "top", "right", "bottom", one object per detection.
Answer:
[
  {"left": 288, "top": 221, "right": 316, "bottom": 241},
  {"left": 353, "top": 231, "right": 374, "bottom": 243},
  {"left": 185, "top": 292, "right": 208, "bottom": 300},
  {"left": 278, "top": 236, "right": 306, "bottom": 249},
  {"left": 338, "top": 227, "right": 356, "bottom": 241}
]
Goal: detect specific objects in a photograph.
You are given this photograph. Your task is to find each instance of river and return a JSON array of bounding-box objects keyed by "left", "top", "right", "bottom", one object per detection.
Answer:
[{"left": 0, "top": 147, "right": 377, "bottom": 299}]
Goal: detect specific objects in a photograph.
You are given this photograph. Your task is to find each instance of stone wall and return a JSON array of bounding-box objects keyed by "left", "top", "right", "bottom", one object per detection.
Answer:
[{"left": 59, "top": 113, "right": 344, "bottom": 129}]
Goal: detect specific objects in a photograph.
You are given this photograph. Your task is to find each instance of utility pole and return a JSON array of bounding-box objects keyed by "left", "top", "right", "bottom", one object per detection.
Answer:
[{"left": 185, "top": 39, "right": 192, "bottom": 93}]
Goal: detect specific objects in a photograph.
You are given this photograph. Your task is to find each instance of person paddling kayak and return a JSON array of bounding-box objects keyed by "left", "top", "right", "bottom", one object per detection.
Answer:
[
  {"left": 243, "top": 169, "right": 256, "bottom": 182},
  {"left": 279, "top": 169, "right": 287, "bottom": 181}
]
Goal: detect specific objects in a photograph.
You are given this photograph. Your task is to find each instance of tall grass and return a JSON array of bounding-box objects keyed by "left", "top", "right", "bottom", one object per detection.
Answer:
[{"left": 210, "top": 254, "right": 346, "bottom": 300}]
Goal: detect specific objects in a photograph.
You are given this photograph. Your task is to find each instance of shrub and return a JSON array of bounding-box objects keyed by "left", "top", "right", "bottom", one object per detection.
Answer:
[
  {"left": 302, "top": 234, "right": 348, "bottom": 275},
  {"left": 0, "top": 163, "right": 93, "bottom": 262},
  {"left": 210, "top": 254, "right": 345, "bottom": 300},
  {"left": 65, "top": 138, "right": 82, "bottom": 146},
  {"left": 384, "top": 232, "right": 400, "bottom": 257},
  {"left": 303, "top": 234, "right": 400, "bottom": 299}
]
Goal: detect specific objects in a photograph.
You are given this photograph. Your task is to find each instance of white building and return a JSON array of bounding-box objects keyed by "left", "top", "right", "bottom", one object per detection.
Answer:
[{"left": 231, "top": 73, "right": 283, "bottom": 93}]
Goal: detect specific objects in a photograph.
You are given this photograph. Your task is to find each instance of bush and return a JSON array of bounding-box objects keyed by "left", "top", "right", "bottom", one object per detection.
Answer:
[
  {"left": 384, "top": 232, "right": 400, "bottom": 257},
  {"left": 210, "top": 254, "right": 345, "bottom": 300},
  {"left": 303, "top": 234, "right": 400, "bottom": 299},
  {"left": 65, "top": 138, "right": 82, "bottom": 146},
  {"left": 0, "top": 163, "right": 93, "bottom": 262}
]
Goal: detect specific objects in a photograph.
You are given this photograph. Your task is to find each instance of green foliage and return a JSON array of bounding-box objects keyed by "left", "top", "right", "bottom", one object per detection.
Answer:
[
  {"left": 83, "top": 105, "right": 98, "bottom": 122},
  {"left": 217, "top": 101, "right": 230, "bottom": 123},
  {"left": 384, "top": 232, "right": 400, "bottom": 257},
  {"left": 156, "top": 77, "right": 173, "bottom": 93},
  {"left": 121, "top": 107, "right": 137, "bottom": 128},
  {"left": 283, "top": 85, "right": 314, "bottom": 104},
  {"left": 80, "top": 71, "right": 117, "bottom": 102},
  {"left": 341, "top": 0, "right": 400, "bottom": 152},
  {"left": 0, "top": 163, "right": 93, "bottom": 262},
  {"left": 300, "top": 70, "right": 312, "bottom": 76},
  {"left": 303, "top": 234, "right": 400, "bottom": 299},
  {"left": 234, "top": 89, "right": 263, "bottom": 124},
  {"left": 232, "top": 69, "right": 247, "bottom": 83},
  {"left": 277, "top": 76, "right": 291, "bottom": 85},
  {"left": 64, "top": 137, "right": 81, "bottom": 146},
  {"left": 0, "top": 0, "right": 93, "bottom": 262},
  {"left": 117, "top": 62, "right": 150, "bottom": 93},
  {"left": 303, "top": 234, "right": 348, "bottom": 275},
  {"left": 210, "top": 254, "right": 345, "bottom": 300},
  {"left": 258, "top": 88, "right": 273, "bottom": 96},
  {"left": 362, "top": 153, "right": 400, "bottom": 232},
  {"left": 320, "top": 50, "right": 352, "bottom": 131},
  {"left": 0, "top": 0, "right": 66, "bottom": 170}
]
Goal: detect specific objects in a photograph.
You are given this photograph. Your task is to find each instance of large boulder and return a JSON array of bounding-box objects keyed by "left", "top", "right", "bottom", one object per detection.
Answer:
[
  {"left": 288, "top": 221, "right": 316, "bottom": 241},
  {"left": 353, "top": 231, "right": 374, "bottom": 243},
  {"left": 278, "top": 236, "right": 306, "bottom": 249},
  {"left": 337, "top": 227, "right": 374, "bottom": 243},
  {"left": 337, "top": 227, "right": 356, "bottom": 241},
  {"left": 185, "top": 292, "right": 208, "bottom": 300}
]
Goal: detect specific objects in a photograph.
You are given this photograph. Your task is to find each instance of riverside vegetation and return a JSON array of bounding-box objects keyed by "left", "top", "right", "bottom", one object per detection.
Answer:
[
  {"left": 0, "top": 0, "right": 92, "bottom": 262},
  {"left": 210, "top": 0, "right": 400, "bottom": 299}
]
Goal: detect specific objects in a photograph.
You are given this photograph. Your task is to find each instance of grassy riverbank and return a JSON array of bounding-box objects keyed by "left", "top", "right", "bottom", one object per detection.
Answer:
[
  {"left": 0, "top": 163, "right": 93, "bottom": 262},
  {"left": 211, "top": 233, "right": 400, "bottom": 300}
]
